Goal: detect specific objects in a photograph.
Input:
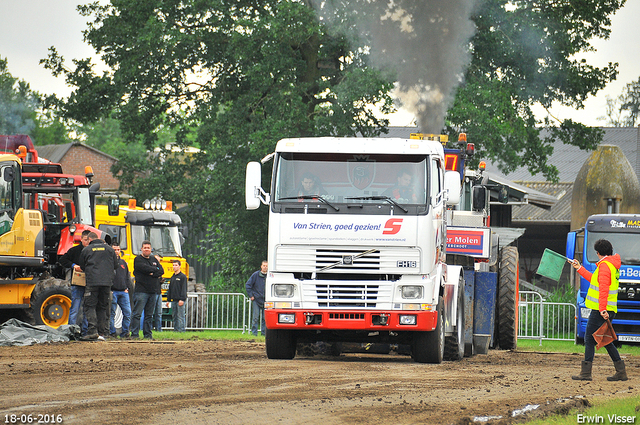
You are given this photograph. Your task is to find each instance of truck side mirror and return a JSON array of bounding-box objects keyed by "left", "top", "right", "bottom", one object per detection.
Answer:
[
  {"left": 246, "top": 162, "right": 263, "bottom": 210},
  {"left": 566, "top": 231, "right": 576, "bottom": 260},
  {"left": 3, "top": 167, "right": 15, "bottom": 182},
  {"left": 444, "top": 171, "right": 461, "bottom": 205},
  {"left": 472, "top": 185, "right": 486, "bottom": 211},
  {"left": 107, "top": 197, "right": 120, "bottom": 216}
]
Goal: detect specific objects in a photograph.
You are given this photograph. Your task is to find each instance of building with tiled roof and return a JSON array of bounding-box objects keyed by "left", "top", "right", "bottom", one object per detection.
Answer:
[
  {"left": 35, "top": 142, "right": 120, "bottom": 191},
  {"left": 484, "top": 127, "right": 640, "bottom": 183}
]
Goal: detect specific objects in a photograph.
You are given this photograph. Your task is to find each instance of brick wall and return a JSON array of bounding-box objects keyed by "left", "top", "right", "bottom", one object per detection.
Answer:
[{"left": 59, "top": 145, "right": 120, "bottom": 191}]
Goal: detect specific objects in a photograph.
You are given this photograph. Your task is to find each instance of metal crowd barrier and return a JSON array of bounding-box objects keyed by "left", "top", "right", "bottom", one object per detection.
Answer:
[
  {"left": 122, "top": 290, "right": 574, "bottom": 342},
  {"left": 518, "top": 290, "right": 576, "bottom": 345},
  {"left": 181, "top": 292, "right": 250, "bottom": 331},
  {"left": 116, "top": 292, "right": 258, "bottom": 333}
]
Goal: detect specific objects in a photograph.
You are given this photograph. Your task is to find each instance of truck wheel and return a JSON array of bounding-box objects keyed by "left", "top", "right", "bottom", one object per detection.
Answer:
[
  {"left": 412, "top": 298, "right": 444, "bottom": 364},
  {"left": 265, "top": 328, "right": 296, "bottom": 359},
  {"left": 497, "top": 246, "right": 519, "bottom": 350},
  {"left": 32, "top": 286, "right": 72, "bottom": 329},
  {"left": 186, "top": 282, "right": 207, "bottom": 329},
  {"left": 444, "top": 277, "right": 465, "bottom": 361}
]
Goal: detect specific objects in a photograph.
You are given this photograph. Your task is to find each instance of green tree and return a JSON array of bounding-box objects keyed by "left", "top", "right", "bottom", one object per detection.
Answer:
[
  {"left": 603, "top": 77, "right": 640, "bottom": 127},
  {"left": 313, "top": 0, "right": 622, "bottom": 181},
  {"left": 79, "top": 115, "right": 147, "bottom": 158},
  {"left": 43, "top": 0, "right": 624, "bottom": 288},
  {"left": 445, "top": 0, "right": 623, "bottom": 181},
  {"left": 43, "top": 0, "right": 394, "bottom": 289},
  {"left": 31, "top": 110, "right": 73, "bottom": 145},
  {"left": 0, "top": 57, "right": 39, "bottom": 135},
  {"left": 0, "top": 57, "right": 76, "bottom": 145}
]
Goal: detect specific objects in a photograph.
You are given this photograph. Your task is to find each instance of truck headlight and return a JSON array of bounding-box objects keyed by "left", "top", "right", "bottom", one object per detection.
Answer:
[
  {"left": 401, "top": 286, "right": 423, "bottom": 299},
  {"left": 399, "top": 315, "right": 417, "bottom": 325},
  {"left": 272, "top": 284, "right": 294, "bottom": 298},
  {"left": 278, "top": 313, "right": 296, "bottom": 324},
  {"left": 580, "top": 308, "right": 591, "bottom": 319}
]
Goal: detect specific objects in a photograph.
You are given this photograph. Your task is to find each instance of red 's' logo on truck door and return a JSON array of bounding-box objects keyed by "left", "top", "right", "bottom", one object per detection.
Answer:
[{"left": 383, "top": 218, "right": 403, "bottom": 235}]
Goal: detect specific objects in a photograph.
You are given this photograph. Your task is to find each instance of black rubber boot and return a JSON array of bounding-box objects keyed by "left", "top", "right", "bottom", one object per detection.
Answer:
[
  {"left": 571, "top": 361, "right": 593, "bottom": 381},
  {"left": 607, "top": 360, "right": 628, "bottom": 381}
]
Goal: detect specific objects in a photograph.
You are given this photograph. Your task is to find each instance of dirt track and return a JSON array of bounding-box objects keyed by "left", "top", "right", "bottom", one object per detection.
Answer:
[{"left": 0, "top": 339, "right": 637, "bottom": 425}]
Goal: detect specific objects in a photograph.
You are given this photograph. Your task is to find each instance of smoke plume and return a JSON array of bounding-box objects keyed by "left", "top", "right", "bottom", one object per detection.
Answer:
[{"left": 314, "top": 0, "right": 479, "bottom": 133}]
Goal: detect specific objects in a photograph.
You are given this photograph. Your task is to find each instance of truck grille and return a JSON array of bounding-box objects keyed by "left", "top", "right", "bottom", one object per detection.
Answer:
[
  {"left": 329, "top": 313, "right": 365, "bottom": 320},
  {"left": 275, "top": 246, "right": 420, "bottom": 274},
  {"left": 316, "top": 249, "right": 380, "bottom": 271},
  {"left": 316, "top": 283, "right": 380, "bottom": 307}
]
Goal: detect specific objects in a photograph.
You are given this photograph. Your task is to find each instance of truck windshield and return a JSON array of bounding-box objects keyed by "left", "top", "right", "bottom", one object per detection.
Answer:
[
  {"left": 274, "top": 153, "right": 428, "bottom": 205},
  {"left": 586, "top": 232, "right": 640, "bottom": 265},
  {"left": 131, "top": 225, "right": 182, "bottom": 257}
]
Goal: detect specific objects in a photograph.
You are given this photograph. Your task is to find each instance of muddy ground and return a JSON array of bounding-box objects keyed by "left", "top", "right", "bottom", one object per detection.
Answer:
[{"left": 0, "top": 339, "right": 637, "bottom": 425}]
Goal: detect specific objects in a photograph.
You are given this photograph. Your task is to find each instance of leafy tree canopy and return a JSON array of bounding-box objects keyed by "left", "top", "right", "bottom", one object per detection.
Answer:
[
  {"left": 446, "top": 0, "right": 624, "bottom": 181},
  {"left": 0, "top": 57, "right": 77, "bottom": 145},
  {"left": 43, "top": 0, "right": 395, "bottom": 288},
  {"left": 43, "top": 0, "right": 625, "bottom": 287}
]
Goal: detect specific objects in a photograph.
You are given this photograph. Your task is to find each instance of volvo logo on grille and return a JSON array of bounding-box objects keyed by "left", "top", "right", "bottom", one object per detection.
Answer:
[{"left": 342, "top": 255, "right": 353, "bottom": 265}]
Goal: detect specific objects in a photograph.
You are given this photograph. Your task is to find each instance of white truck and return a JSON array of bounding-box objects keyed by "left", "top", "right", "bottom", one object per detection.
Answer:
[{"left": 246, "top": 136, "right": 517, "bottom": 363}]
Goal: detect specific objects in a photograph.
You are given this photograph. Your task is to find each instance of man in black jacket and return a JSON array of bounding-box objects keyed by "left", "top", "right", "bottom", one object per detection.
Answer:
[
  {"left": 167, "top": 260, "right": 188, "bottom": 332},
  {"left": 130, "top": 240, "right": 165, "bottom": 339},
  {"left": 59, "top": 229, "right": 91, "bottom": 329},
  {"left": 246, "top": 260, "right": 267, "bottom": 336},
  {"left": 109, "top": 243, "right": 132, "bottom": 338},
  {"left": 78, "top": 232, "right": 119, "bottom": 340}
]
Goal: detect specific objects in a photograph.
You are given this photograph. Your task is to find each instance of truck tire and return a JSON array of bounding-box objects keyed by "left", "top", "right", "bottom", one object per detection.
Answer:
[
  {"left": 186, "top": 282, "right": 207, "bottom": 329},
  {"left": 265, "top": 328, "right": 296, "bottom": 359},
  {"left": 412, "top": 298, "right": 444, "bottom": 364},
  {"left": 444, "top": 277, "right": 465, "bottom": 361},
  {"left": 32, "top": 286, "right": 72, "bottom": 329},
  {"left": 497, "top": 246, "right": 519, "bottom": 350}
]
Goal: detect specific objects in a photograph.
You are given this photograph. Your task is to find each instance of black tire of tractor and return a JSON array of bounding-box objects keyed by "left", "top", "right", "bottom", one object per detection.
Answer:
[
  {"left": 32, "top": 284, "right": 72, "bottom": 329},
  {"left": 266, "top": 327, "right": 297, "bottom": 359},
  {"left": 497, "top": 246, "right": 519, "bottom": 350},
  {"left": 186, "top": 282, "right": 208, "bottom": 329},
  {"left": 412, "top": 298, "right": 444, "bottom": 364},
  {"left": 444, "top": 276, "right": 465, "bottom": 361}
]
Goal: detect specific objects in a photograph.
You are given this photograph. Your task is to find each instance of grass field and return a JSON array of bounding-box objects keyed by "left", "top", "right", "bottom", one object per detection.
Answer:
[
  {"left": 528, "top": 394, "right": 640, "bottom": 425},
  {"left": 516, "top": 338, "right": 640, "bottom": 356},
  {"left": 148, "top": 329, "right": 263, "bottom": 341}
]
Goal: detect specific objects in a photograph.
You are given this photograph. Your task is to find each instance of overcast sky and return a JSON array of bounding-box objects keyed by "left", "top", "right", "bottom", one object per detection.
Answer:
[{"left": 1, "top": 0, "right": 639, "bottom": 127}]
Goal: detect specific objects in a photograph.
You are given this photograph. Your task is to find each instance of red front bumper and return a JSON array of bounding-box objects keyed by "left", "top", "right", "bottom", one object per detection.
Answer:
[{"left": 265, "top": 309, "right": 438, "bottom": 331}]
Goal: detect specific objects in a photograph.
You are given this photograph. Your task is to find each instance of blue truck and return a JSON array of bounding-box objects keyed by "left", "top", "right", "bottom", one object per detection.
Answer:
[{"left": 566, "top": 214, "right": 640, "bottom": 343}]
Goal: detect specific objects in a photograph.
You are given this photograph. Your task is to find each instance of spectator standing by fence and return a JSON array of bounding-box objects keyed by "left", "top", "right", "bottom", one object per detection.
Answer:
[
  {"left": 109, "top": 243, "right": 132, "bottom": 338},
  {"left": 168, "top": 260, "right": 187, "bottom": 332},
  {"left": 130, "top": 240, "right": 164, "bottom": 339},
  {"left": 246, "top": 260, "right": 267, "bottom": 336}
]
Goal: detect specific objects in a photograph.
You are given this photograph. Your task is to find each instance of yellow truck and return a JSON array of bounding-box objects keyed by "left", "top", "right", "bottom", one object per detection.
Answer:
[
  {"left": 95, "top": 198, "right": 190, "bottom": 279},
  {"left": 0, "top": 152, "right": 71, "bottom": 328},
  {"left": 95, "top": 198, "right": 192, "bottom": 322}
]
